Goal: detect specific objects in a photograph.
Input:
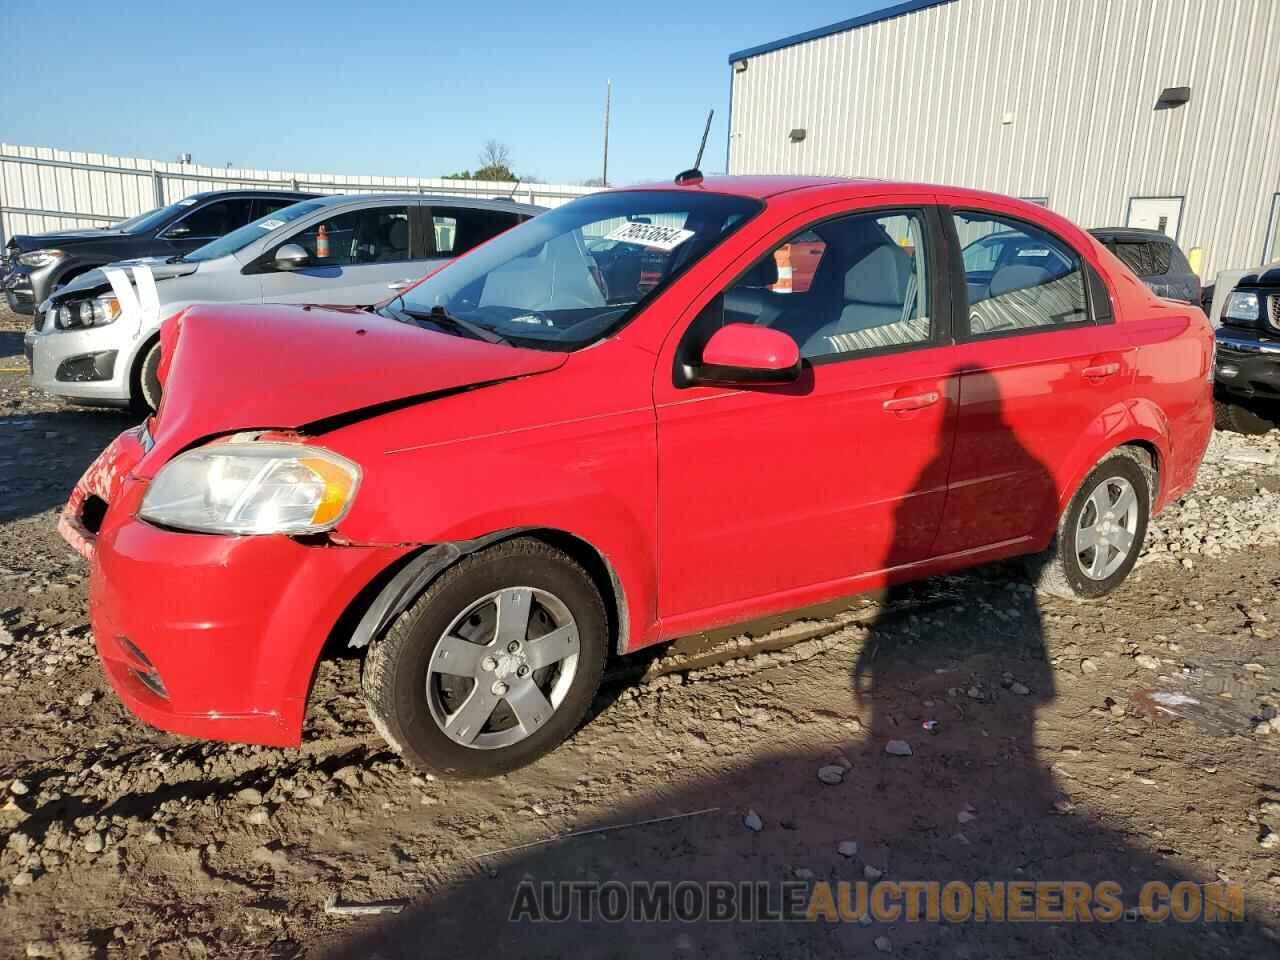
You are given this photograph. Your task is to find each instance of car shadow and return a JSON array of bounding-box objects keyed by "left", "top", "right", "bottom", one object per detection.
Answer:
[
  {"left": 0, "top": 408, "right": 138, "bottom": 523},
  {"left": 319, "top": 366, "right": 1274, "bottom": 958}
]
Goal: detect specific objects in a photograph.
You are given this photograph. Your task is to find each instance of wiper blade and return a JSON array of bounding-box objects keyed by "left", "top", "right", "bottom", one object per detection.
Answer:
[{"left": 406, "top": 304, "right": 509, "bottom": 345}]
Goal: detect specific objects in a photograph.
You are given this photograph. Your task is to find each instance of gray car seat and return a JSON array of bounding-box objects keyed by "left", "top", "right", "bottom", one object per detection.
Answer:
[{"left": 802, "top": 243, "right": 928, "bottom": 356}]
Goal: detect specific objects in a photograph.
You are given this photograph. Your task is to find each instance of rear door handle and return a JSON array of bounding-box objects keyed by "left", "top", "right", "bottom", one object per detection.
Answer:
[
  {"left": 883, "top": 391, "right": 940, "bottom": 412},
  {"left": 388, "top": 279, "right": 416, "bottom": 291},
  {"left": 1083, "top": 362, "right": 1120, "bottom": 379}
]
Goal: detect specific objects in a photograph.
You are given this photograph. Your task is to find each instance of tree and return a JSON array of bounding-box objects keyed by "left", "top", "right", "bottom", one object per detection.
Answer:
[{"left": 448, "top": 140, "right": 518, "bottom": 182}]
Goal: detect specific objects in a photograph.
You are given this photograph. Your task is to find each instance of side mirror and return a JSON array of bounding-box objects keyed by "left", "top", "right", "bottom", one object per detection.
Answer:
[
  {"left": 274, "top": 243, "right": 309, "bottom": 270},
  {"left": 695, "top": 323, "right": 801, "bottom": 386}
]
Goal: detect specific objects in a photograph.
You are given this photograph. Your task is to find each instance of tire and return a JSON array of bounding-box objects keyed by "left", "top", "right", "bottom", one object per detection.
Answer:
[
  {"left": 362, "top": 538, "right": 608, "bottom": 778},
  {"left": 131, "top": 340, "right": 163, "bottom": 415},
  {"left": 1029, "top": 450, "right": 1151, "bottom": 601},
  {"left": 1214, "top": 398, "right": 1274, "bottom": 436}
]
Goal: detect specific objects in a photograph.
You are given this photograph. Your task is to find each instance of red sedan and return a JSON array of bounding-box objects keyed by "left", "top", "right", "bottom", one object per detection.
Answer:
[{"left": 60, "top": 175, "right": 1214, "bottom": 777}]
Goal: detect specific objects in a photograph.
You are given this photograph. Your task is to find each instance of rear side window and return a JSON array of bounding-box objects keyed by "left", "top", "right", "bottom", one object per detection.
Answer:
[
  {"left": 1103, "top": 240, "right": 1158, "bottom": 277},
  {"left": 955, "top": 211, "right": 1088, "bottom": 335},
  {"left": 253, "top": 197, "right": 301, "bottom": 220},
  {"left": 285, "top": 206, "right": 411, "bottom": 265},
  {"left": 432, "top": 208, "right": 522, "bottom": 257}
]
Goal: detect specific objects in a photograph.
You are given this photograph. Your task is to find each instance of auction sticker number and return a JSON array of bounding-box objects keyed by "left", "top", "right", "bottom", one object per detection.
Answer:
[{"left": 604, "top": 221, "right": 695, "bottom": 252}]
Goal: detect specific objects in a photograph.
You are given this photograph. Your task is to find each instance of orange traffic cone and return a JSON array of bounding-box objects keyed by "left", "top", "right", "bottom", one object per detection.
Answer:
[
  {"left": 316, "top": 224, "right": 330, "bottom": 259},
  {"left": 773, "top": 244, "right": 793, "bottom": 294}
]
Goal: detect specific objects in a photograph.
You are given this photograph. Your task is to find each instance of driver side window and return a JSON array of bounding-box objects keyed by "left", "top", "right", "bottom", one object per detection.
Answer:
[
  {"left": 283, "top": 206, "right": 411, "bottom": 266},
  {"left": 719, "top": 210, "right": 932, "bottom": 361}
]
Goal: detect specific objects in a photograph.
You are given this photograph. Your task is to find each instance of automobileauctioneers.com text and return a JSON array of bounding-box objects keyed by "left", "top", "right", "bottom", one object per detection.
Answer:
[{"left": 510, "top": 879, "right": 1245, "bottom": 924}]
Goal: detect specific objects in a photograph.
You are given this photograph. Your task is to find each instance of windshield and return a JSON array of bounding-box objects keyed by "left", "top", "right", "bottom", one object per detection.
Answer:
[
  {"left": 181, "top": 200, "right": 328, "bottom": 262},
  {"left": 397, "top": 190, "right": 761, "bottom": 350},
  {"left": 118, "top": 197, "right": 204, "bottom": 235}
]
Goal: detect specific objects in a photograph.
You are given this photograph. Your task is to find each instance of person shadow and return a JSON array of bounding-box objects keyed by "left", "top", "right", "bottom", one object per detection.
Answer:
[{"left": 324, "top": 368, "right": 1274, "bottom": 959}]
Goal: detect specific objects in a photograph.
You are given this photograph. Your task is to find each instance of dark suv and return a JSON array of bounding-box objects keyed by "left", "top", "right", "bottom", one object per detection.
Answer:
[
  {"left": 1089, "top": 228, "right": 1200, "bottom": 304},
  {"left": 2, "top": 189, "right": 314, "bottom": 314},
  {"left": 1213, "top": 265, "right": 1280, "bottom": 434}
]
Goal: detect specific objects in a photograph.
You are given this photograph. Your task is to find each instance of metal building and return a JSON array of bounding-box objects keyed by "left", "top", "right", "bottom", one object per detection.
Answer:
[{"left": 727, "top": 0, "right": 1280, "bottom": 279}]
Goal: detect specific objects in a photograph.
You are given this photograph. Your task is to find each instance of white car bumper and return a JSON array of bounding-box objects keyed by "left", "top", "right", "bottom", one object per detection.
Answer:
[{"left": 26, "top": 308, "right": 135, "bottom": 406}]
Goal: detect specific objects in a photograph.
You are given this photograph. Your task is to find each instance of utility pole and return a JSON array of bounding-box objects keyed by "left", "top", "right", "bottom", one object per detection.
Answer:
[{"left": 602, "top": 79, "right": 611, "bottom": 187}]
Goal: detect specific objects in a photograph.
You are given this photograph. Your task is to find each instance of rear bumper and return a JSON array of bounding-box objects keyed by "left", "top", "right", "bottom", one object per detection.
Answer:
[{"left": 62, "top": 428, "right": 409, "bottom": 746}]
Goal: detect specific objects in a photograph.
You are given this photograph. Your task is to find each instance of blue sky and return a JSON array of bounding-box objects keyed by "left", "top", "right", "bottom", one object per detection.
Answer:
[{"left": 0, "top": 0, "right": 883, "bottom": 186}]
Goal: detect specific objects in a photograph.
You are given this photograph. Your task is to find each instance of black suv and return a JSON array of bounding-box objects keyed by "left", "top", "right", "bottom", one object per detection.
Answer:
[
  {"left": 1213, "top": 266, "right": 1280, "bottom": 434},
  {"left": 2, "top": 189, "right": 314, "bottom": 314},
  {"left": 1089, "top": 227, "right": 1201, "bottom": 304}
]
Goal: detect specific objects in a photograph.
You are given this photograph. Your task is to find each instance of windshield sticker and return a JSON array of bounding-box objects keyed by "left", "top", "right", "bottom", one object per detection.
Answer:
[
  {"left": 258, "top": 218, "right": 285, "bottom": 231},
  {"left": 177, "top": 198, "right": 198, "bottom": 206},
  {"left": 603, "top": 221, "right": 695, "bottom": 252},
  {"left": 1017, "top": 248, "right": 1051, "bottom": 257}
]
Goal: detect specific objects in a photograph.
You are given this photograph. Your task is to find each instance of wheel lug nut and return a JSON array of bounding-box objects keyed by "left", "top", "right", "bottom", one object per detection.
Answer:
[
  {"left": 492, "top": 681, "right": 508, "bottom": 696},
  {"left": 507, "top": 641, "right": 521, "bottom": 654},
  {"left": 517, "top": 665, "right": 530, "bottom": 678},
  {"left": 481, "top": 656, "right": 497, "bottom": 672}
]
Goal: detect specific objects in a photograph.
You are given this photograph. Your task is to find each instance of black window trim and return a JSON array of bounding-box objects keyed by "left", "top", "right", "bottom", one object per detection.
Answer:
[
  {"left": 673, "top": 203, "right": 954, "bottom": 387},
  {"left": 943, "top": 205, "right": 1111, "bottom": 345}
]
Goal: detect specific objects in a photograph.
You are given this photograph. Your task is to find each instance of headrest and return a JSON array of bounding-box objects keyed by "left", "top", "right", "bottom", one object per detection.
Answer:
[{"left": 844, "top": 244, "right": 907, "bottom": 304}]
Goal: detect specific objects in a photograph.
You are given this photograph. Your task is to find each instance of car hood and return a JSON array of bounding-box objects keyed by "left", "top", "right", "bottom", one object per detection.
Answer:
[
  {"left": 147, "top": 302, "right": 567, "bottom": 463},
  {"left": 9, "top": 228, "right": 127, "bottom": 251},
  {"left": 50, "top": 257, "right": 199, "bottom": 303},
  {"left": 1238, "top": 259, "right": 1280, "bottom": 287}
]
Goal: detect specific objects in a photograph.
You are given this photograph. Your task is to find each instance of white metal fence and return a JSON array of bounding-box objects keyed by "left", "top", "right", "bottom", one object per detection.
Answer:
[{"left": 0, "top": 143, "right": 600, "bottom": 243}]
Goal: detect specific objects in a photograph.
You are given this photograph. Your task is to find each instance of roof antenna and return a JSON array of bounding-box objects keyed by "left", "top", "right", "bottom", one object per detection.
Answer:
[
  {"left": 675, "top": 109, "right": 714, "bottom": 185},
  {"left": 508, "top": 178, "right": 522, "bottom": 200}
]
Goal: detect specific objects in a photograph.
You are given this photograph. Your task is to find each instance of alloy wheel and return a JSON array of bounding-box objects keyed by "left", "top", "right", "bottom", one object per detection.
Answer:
[
  {"left": 425, "top": 587, "right": 580, "bottom": 750},
  {"left": 1075, "top": 475, "right": 1140, "bottom": 580}
]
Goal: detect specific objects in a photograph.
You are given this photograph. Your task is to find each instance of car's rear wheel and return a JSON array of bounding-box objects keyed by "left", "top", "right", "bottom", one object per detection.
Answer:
[
  {"left": 1214, "top": 398, "right": 1275, "bottom": 435},
  {"left": 1030, "top": 450, "right": 1150, "bottom": 600},
  {"left": 131, "top": 340, "right": 163, "bottom": 415},
  {"left": 362, "top": 538, "right": 607, "bottom": 778}
]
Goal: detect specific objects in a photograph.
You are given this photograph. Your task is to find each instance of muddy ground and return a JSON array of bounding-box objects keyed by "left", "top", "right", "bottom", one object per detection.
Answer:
[{"left": 1, "top": 305, "right": 1278, "bottom": 958}]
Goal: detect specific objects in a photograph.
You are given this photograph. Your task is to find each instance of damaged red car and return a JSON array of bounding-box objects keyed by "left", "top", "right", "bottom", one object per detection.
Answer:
[{"left": 61, "top": 175, "right": 1214, "bottom": 777}]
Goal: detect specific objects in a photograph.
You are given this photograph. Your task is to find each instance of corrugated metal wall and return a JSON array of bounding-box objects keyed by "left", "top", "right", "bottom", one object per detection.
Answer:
[
  {"left": 728, "top": 0, "right": 1280, "bottom": 279},
  {"left": 0, "top": 143, "right": 598, "bottom": 242}
]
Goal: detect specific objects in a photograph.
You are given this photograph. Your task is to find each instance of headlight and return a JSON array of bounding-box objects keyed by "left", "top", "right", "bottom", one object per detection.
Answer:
[
  {"left": 55, "top": 295, "right": 121, "bottom": 329},
  {"left": 18, "top": 249, "right": 65, "bottom": 268},
  {"left": 139, "top": 441, "right": 361, "bottom": 535},
  {"left": 1225, "top": 291, "right": 1260, "bottom": 322}
]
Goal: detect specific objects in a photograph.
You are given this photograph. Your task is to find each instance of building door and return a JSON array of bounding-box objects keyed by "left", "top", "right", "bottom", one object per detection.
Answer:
[{"left": 1126, "top": 197, "right": 1183, "bottom": 240}]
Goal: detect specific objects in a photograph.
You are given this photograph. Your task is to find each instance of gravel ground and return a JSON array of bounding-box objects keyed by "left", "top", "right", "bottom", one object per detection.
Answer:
[{"left": 1, "top": 302, "right": 1279, "bottom": 958}]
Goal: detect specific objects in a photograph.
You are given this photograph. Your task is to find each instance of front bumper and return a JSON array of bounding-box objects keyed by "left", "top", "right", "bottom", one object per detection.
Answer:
[
  {"left": 62, "top": 428, "right": 409, "bottom": 747},
  {"left": 1214, "top": 330, "right": 1280, "bottom": 401},
  {"left": 3, "top": 261, "right": 56, "bottom": 315},
  {"left": 26, "top": 310, "right": 134, "bottom": 406}
]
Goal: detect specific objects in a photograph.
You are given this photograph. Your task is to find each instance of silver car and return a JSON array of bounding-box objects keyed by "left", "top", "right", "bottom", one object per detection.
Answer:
[{"left": 25, "top": 193, "right": 543, "bottom": 410}]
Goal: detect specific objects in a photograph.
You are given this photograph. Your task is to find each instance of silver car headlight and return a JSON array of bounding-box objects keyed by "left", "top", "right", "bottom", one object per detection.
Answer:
[
  {"left": 139, "top": 441, "right": 361, "bottom": 535},
  {"left": 58, "top": 295, "right": 122, "bottom": 329},
  {"left": 1225, "top": 291, "right": 1260, "bottom": 322},
  {"left": 18, "top": 248, "right": 65, "bottom": 268}
]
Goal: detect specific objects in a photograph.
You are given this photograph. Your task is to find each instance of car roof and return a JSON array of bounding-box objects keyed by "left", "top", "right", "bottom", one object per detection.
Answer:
[
  {"left": 1088, "top": 227, "right": 1173, "bottom": 243},
  {"left": 297, "top": 192, "right": 546, "bottom": 214},
  {"left": 620, "top": 175, "right": 855, "bottom": 199},
  {"left": 184, "top": 189, "right": 316, "bottom": 200}
]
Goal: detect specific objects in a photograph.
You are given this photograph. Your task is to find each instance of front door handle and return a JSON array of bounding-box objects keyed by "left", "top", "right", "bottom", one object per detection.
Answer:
[
  {"left": 387, "top": 279, "right": 416, "bottom": 291},
  {"left": 1083, "top": 361, "right": 1120, "bottom": 379},
  {"left": 883, "top": 391, "right": 940, "bottom": 412}
]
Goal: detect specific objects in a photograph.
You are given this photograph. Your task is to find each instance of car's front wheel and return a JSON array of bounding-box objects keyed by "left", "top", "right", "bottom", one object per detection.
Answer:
[
  {"left": 1030, "top": 450, "right": 1150, "bottom": 600},
  {"left": 362, "top": 538, "right": 608, "bottom": 778}
]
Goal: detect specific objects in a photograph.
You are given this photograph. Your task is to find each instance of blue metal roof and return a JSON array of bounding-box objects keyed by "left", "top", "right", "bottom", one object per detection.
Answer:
[{"left": 728, "top": 0, "right": 956, "bottom": 62}]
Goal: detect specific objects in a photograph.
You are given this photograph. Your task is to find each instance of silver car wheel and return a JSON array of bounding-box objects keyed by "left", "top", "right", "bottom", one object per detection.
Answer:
[
  {"left": 426, "top": 586, "right": 580, "bottom": 750},
  {"left": 1075, "top": 475, "right": 1140, "bottom": 580}
]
